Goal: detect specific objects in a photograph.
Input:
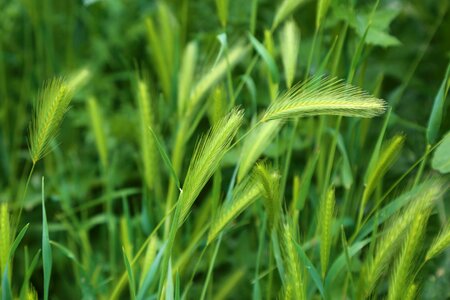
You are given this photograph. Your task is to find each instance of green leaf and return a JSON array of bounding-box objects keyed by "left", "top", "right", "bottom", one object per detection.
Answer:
[
  {"left": 356, "top": 181, "right": 433, "bottom": 241},
  {"left": 122, "top": 247, "right": 136, "bottom": 300},
  {"left": 19, "top": 250, "right": 41, "bottom": 300},
  {"left": 137, "top": 242, "right": 167, "bottom": 300},
  {"left": 2, "top": 264, "right": 12, "bottom": 300},
  {"left": 42, "top": 177, "right": 52, "bottom": 300},
  {"left": 165, "top": 259, "right": 174, "bottom": 300},
  {"left": 324, "top": 239, "right": 370, "bottom": 290},
  {"left": 297, "top": 151, "right": 319, "bottom": 210},
  {"left": 7, "top": 223, "right": 29, "bottom": 261},
  {"left": 294, "top": 241, "right": 326, "bottom": 298},
  {"left": 427, "top": 62, "right": 450, "bottom": 144},
  {"left": 149, "top": 126, "right": 181, "bottom": 191},
  {"left": 248, "top": 33, "right": 280, "bottom": 83},
  {"left": 432, "top": 132, "right": 450, "bottom": 174}
]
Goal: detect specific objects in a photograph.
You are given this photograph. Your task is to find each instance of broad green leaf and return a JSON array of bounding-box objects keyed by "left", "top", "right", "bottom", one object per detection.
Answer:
[
  {"left": 432, "top": 132, "right": 450, "bottom": 174},
  {"left": 427, "top": 62, "right": 450, "bottom": 144}
]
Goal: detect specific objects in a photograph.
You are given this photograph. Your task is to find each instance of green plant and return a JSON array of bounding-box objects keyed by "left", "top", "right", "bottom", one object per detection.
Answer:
[{"left": 0, "top": 0, "right": 449, "bottom": 299}]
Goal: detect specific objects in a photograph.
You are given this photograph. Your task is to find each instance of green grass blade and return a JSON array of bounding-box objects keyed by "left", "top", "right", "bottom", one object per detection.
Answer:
[
  {"left": 248, "top": 33, "right": 280, "bottom": 83},
  {"left": 41, "top": 177, "right": 52, "bottom": 300},
  {"left": 1, "top": 264, "right": 12, "bottom": 300},
  {"left": 166, "top": 259, "right": 174, "bottom": 300},
  {"left": 19, "top": 249, "right": 41, "bottom": 300},
  {"left": 324, "top": 239, "right": 370, "bottom": 290},
  {"left": 426, "top": 62, "right": 450, "bottom": 144},
  {"left": 294, "top": 241, "right": 325, "bottom": 298},
  {"left": 137, "top": 242, "right": 167, "bottom": 300},
  {"left": 7, "top": 224, "right": 29, "bottom": 262},
  {"left": 149, "top": 125, "right": 181, "bottom": 191},
  {"left": 122, "top": 247, "right": 136, "bottom": 300}
]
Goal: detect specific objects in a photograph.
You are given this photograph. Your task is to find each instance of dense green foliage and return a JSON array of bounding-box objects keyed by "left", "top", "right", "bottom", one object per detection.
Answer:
[{"left": 1, "top": 0, "right": 450, "bottom": 299}]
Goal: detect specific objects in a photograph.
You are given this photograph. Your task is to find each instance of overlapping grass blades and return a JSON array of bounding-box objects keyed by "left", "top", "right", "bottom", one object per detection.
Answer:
[
  {"left": 361, "top": 178, "right": 445, "bottom": 297},
  {"left": 261, "top": 76, "right": 386, "bottom": 122},
  {"left": 388, "top": 211, "right": 429, "bottom": 300}
]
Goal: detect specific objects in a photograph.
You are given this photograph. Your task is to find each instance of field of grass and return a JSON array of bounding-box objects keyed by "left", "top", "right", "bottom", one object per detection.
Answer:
[{"left": 1, "top": 0, "right": 450, "bottom": 299}]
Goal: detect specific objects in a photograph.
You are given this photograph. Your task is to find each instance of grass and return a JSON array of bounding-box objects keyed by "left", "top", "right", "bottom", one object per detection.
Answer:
[{"left": 0, "top": 0, "right": 449, "bottom": 299}]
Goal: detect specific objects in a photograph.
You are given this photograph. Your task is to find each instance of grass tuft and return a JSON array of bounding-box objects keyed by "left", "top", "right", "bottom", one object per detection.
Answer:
[
  {"left": 361, "top": 179, "right": 444, "bottom": 297},
  {"left": 388, "top": 211, "right": 429, "bottom": 300}
]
